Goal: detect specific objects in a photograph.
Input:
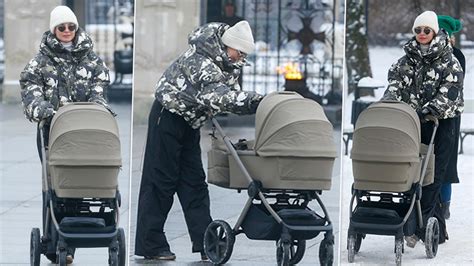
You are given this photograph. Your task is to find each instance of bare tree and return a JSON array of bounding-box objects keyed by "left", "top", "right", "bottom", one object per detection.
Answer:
[{"left": 345, "top": 0, "right": 372, "bottom": 96}]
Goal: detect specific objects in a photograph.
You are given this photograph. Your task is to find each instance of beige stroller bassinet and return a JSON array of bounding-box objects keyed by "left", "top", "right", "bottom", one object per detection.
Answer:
[
  {"left": 351, "top": 100, "right": 434, "bottom": 192},
  {"left": 48, "top": 103, "right": 122, "bottom": 198},
  {"left": 208, "top": 91, "right": 337, "bottom": 191}
]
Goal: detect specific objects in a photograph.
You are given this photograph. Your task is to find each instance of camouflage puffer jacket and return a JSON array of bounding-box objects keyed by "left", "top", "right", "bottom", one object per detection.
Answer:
[
  {"left": 382, "top": 30, "right": 464, "bottom": 119},
  {"left": 155, "top": 22, "right": 263, "bottom": 129},
  {"left": 20, "top": 28, "right": 111, "bottom": 122}
]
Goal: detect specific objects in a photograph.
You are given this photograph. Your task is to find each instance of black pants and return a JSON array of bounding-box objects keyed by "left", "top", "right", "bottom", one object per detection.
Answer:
[
  {"left": 135, "top": 100, "right": 212, "bottom": 256},
  {"left": 444, "top": 115, "right": 460, "bottom": 184},
  {"left": 405, "top": 118, "right": 456, "bottom": 242}
]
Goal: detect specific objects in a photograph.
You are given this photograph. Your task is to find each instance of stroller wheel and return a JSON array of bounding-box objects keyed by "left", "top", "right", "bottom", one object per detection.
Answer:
[
  {"left": 276, "top": 239, "right": 290, "bottom": 266},
  {"left": 395, "top": 237, "right": 403, "bottom": 266},
  {"left": 45, "top": 253, "right": 57, "bottom": 264},
  {"left": 117, "top": 228, "right": 126, "bottom": 266},
  {"left": 319, "top": 233, "right": 334, "bottom": 266},
  {"left": 425, "top": 217, "right": 439, "bottom": 258},
  {"left": 204, "top": 220, "right": 235, "bottom": 264},
  {"left": 288, "top": 239, "right": 306, "bottom": 265},
  {"left": 347, "top": 235, "right": 356, "bottom": 263},
  {"left": 30, "top": 228, "right": 41, "bottom": 266},
  {"left": 109, "top": 247, "right": 119, "bottom": 266},
  {"left": 354, "top": 234, "right": 363, "bottom": 253},
  {"left": 57, "top": 250, "right": 67, "bottom": 266}
]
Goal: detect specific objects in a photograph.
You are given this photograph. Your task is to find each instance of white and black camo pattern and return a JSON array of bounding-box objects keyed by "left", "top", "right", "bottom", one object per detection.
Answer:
[
  {"left": 155, "top": 22, "right": 263, "bottom": 129},
  {"left": 20, "top": 28, "right": 111, "bottom": 122},
  {"left": 382, "top": 29, "right": 464, "bottom": 119}
]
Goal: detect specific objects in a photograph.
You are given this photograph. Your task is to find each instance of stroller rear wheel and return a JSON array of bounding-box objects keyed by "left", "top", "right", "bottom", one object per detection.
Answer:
[
  {"left": 395, "top": 237, "right": 403, "bottom": 266},
  {"left": 117, "top": 228, "right": 126, "bottom": 266},
  {"left": 109, "top": 228, "right": 126, "bottom": 266},
  {"left": 204, "top": 220, "right": 235, "bottom": 264},
  {"left": 30, "top": 228, "right": 41, "bottom": 266},
  {"left": 424, "top": 217, "right": 439, "bottom": 258},
  {"left": 319, "top": 233, "right": 334, "bottom": 266}
]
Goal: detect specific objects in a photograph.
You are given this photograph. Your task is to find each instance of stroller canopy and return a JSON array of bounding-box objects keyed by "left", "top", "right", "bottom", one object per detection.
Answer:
[
  {"left": 351, "top": 100, "right": 420, "bottom": 163},
  {"left": 49, "top": 103, "right": 122, "bottom": 166},
  {"left": 254, "top": 92, "right": 337, "bottom": 158}
]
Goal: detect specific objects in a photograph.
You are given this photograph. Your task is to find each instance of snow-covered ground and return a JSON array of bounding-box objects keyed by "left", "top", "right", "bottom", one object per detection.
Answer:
[{"left": 340, "top": 46, "right": 474, "bottom": 265}]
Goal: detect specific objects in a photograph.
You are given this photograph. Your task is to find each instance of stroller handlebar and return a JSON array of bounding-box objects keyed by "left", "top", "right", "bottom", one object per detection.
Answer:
[
  {"left": 39, "top": 119, "right": 46, "bottom": 130},
  {"left": 424, "top": 115, "right": 439, "bottom": 127}
]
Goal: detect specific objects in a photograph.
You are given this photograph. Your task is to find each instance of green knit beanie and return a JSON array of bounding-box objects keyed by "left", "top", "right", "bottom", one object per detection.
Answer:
[{"left": 437, "top": 15, "right": 462, "bottom": 36}]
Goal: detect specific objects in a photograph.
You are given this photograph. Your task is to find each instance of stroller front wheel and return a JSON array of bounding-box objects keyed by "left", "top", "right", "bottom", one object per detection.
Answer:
[
  {"left": 108, "top": 248, "right": 119, "bottom": 266},
  {"left": 57, "top": 250, "right": 67, "bottom": 266},
  {"left": 354, "top": 233, "right": 363, "bottom": 253},
  {"left": 395, "top": 237, "right": 403, "bottom": 266},
  {"left": 319, "top": 233, "right": 334, "bottom": 266},
  {"left": 425, "top": 217, "right": 439, "bottom": 258},
  {"left": 288, "top": 239, "right": 306, "bottom": 265},
  {"left": 347, "top": 235, "right": 356, "bottom": 263},
  {"left": 276, "top": 239, "right": 290, "bottom": 266},
  {"left": 204, "top": 220, "right": 235, "bottom": 264},
  {"left": 30, "top": 228, "right": 41, "bottom": 266}
]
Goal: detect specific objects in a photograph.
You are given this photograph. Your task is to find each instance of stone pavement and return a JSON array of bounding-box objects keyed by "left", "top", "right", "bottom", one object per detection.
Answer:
[
  {"left": 129, "top": 115, "right": 342, "bottom": 265},
  {"left": 0, "top": 102, "right": 131, "bottom": 265}
]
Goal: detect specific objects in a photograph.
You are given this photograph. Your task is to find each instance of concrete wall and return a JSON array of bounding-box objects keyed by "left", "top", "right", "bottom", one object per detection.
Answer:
[
  {"left": 2, "top": 0, "right": 61, "bottom": 103},
  {"left": 132, "top": 0, "right": 200, "bottom": 125}
]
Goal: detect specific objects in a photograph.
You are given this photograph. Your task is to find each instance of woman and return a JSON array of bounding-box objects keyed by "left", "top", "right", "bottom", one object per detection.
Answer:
[
  {"left": 20, "top": 5, "right": 113, "bottom": 159},
  {"left": 135, "top": 21, "right": 263, "bottom": 261},
  {"left": 382, "top": 11, "right": 464, "bottom": 247},
  {"left": 437, "top": 14, "right": 465, "bottom": 220},
  {"left": 19, "top": 6, "right": 113, "bottom": 264}
]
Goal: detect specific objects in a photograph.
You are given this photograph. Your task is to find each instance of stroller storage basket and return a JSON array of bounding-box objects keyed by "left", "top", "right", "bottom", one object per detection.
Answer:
[{"left": 241, "top": 204, "right": 325, "bottom": 240}]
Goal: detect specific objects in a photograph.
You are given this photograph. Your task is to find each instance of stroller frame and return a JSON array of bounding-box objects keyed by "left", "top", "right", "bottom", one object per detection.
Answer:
[
  {"left": 347, "top": 116, "right": 440, "bottom": 265},
  {"left": 30, "top": 120, "right": 126, "bottom": 266},
  {"left": 203, "top": 118, "right": 335, "bottom": 265}
]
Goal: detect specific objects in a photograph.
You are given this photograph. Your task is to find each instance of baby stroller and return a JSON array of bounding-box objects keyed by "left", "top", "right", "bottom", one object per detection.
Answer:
[
  {"left": 347, "top": 100, "right": 438, "bottom": 265},
  {"left": 30, "top": 103, "right": 126, "bottom": 266},
  {"left": 206, "top": 91, "right": 338, "bottom": 265}
]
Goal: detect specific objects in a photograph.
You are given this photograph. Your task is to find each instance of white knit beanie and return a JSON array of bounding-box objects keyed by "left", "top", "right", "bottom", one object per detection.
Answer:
[
  {"left": 221, "top": 21, "right": 255, "bottom": 54},
  {"left": 412, "top": 11, "right": 439, "bottom": 34},
  {"left": 50, "top": 6, "right": 79, "bottom": 33}
]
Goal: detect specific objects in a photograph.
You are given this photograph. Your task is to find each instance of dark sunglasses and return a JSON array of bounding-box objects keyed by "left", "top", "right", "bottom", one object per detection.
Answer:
[
  {"left": 237, "top": 50, "right": 248, "bottom": 59},
  {"left": 57, "top": 23, "right": 77, "bottom": 32},
  {"left": 414, "top": 27, "right": 432, "bottom": 35}
]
